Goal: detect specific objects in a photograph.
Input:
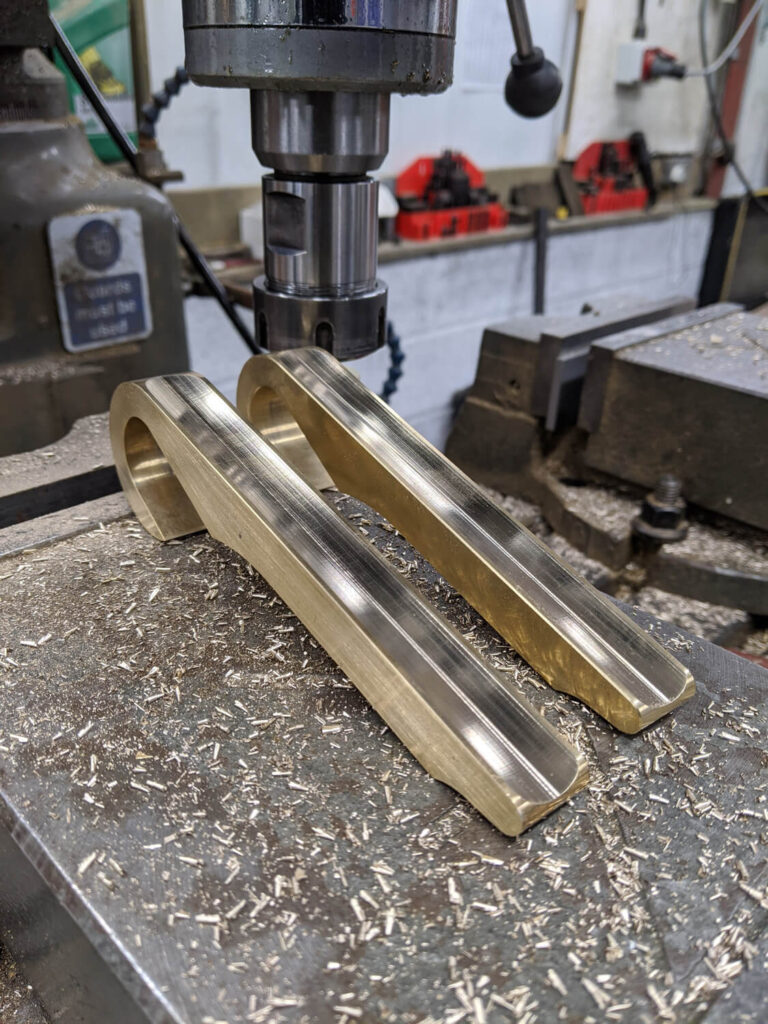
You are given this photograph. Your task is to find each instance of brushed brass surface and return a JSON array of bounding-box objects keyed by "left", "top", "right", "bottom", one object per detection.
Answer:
[
  {"left": 237, "top": 348, "right": 695, "bottom": 733},
  {"left": 110, "top": 373, "right": 588, "bottom": 835}
]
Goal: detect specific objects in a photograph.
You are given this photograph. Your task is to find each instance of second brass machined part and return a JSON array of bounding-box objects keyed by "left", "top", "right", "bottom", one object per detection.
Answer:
[
  {"left": 110, "top": 373, "right": 588, "bottom": 836},
  {"left": 237, "top": 348, "right": 695, "bottom": 734}
]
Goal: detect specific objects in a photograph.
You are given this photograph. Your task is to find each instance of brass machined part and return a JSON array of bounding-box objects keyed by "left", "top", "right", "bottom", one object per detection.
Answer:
[
  {"left": 237, "top": 348, "right": 695, "bottom": 733},
  {"left": 110, "top": 373, "right": 588, "bottom": 836}
]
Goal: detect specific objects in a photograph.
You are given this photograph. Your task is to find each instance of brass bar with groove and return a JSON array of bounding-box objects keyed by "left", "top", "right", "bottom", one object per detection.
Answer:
[
  {"left": 236, "top": 348, "right": 695, "bottom": 733},
  {"left": 110, "top": 373, "right": 589, "bottom": 836}
]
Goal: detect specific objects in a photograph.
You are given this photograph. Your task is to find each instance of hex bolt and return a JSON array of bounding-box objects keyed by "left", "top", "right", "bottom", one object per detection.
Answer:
[{"left": 632, "top": 475, "right": 689, "bottom": 546}]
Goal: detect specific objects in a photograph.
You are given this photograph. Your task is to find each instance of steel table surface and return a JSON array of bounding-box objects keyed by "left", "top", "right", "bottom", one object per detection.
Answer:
[{"left": 0, "top": 489, "right": 766, "bottom": 1024}]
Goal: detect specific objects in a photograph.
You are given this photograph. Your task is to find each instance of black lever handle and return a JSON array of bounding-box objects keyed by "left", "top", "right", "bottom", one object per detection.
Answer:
[{"left": 504, "top": 0, "right": 563, "bottom": 118}]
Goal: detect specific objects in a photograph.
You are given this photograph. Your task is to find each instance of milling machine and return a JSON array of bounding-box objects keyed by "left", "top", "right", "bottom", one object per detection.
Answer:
[{"left": 1, "top": 4, "right": 768, "bottom": 1023}]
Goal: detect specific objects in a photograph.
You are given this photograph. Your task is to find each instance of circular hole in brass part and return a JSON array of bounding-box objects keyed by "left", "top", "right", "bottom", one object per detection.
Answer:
[
  {"left": 123, "top": 416, "right": 202, "bottom": 538},
  {"left": 245, "top": 387, "right": 332, "bottom": 491}
]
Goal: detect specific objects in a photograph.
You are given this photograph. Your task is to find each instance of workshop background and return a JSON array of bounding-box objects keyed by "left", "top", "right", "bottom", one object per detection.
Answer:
[
  {"left": 3, "top": 0, "right": 768, "bottom": 1021},
  {"left": 139, "top": 0, "right": 768, "bottom": 444}
]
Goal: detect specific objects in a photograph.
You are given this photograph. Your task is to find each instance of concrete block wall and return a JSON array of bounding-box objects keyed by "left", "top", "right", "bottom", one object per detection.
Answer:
[{"left": 188, "top": 208, "right": 713, "bottom": 450}]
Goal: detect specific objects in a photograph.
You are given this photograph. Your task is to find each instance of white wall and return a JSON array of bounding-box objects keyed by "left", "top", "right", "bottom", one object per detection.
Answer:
[
  {"left": 383, "top": 0, "right": 577, "bottom": 175},
  {"left": 565, "top": 0, "right": 722, "bottom": 160},
  {"left": 143, "top": 1, "right": 254, "bottom": 189}
]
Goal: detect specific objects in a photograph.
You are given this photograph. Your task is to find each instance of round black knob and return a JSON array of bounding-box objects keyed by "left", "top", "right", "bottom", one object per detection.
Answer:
[{"left": 505, "top": 47, "right": 563, "bottom": 118}]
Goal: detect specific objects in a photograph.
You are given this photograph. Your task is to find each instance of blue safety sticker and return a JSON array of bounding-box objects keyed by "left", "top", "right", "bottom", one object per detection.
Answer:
[{"left": 48, "top": 209, "right": 153, "bottom": 353}]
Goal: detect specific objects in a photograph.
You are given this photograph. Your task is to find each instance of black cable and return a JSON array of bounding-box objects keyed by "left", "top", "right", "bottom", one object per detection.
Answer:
[
  {"left": 379, "top": 322, "right": 405, "bottom": 403},
  {"left": 139, "top": 67, "right": 189, "bottom": 140},
  {"left": 50, "top": 15, "right": 262, "bottom": 354},
  {"left": 699, "top": 0, "right": 768, "bottom": 214}
]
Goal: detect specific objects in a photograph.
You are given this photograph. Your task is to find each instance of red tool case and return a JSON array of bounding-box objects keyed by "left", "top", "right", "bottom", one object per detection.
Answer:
[
  {"left": 572, "top": 139, "right": 651, "bottom": 215},
  {"left": 395, "top": 152, "right": 509, "bottom": 241}
]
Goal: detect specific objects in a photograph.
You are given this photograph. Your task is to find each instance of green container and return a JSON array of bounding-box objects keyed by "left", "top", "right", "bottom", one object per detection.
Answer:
[{"left": 50, "top": 0, "right": 138, "bottom": 163}]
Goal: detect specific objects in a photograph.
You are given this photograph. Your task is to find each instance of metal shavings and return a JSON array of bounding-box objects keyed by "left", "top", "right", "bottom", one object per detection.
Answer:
[
  {"left": 582, "top": 977, "right": 611, "bottom": 1010},
  {"left": 77, "top": 851, "right": 98, "bottom": 876},
  {"left": 447, "top": 877, "right": 463, "bottom": 905},
  {"left": 2, "top": 494, "right": 768, "bottom": 1022},
  {"left": 739, "top": 882, "right": 768, "bottom": 910}
]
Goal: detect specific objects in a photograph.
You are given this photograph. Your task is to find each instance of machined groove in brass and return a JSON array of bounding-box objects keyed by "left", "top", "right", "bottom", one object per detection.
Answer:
[
  {"left": 110, "top": 373, "right": 588, "bottom": 836},
  {"left": 236, "top": 348, "right": 695, "bottom": 733}
]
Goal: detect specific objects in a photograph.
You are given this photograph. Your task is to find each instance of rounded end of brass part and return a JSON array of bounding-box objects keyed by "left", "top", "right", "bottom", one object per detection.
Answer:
[
  {"left": 562, "top": 664, "right": 696, "bottom": 735},
  {"left": 633, "top": 666, "right": 696, "bottom": 733},
  {"left": 499, "top": 751, "right": 590, "bottom": 837},
  {"left": 446, "top": 738, "right": 589, "bottom": 838},
  {"left": 109, "top": 381, "right": 204, "bottom": 542}
]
